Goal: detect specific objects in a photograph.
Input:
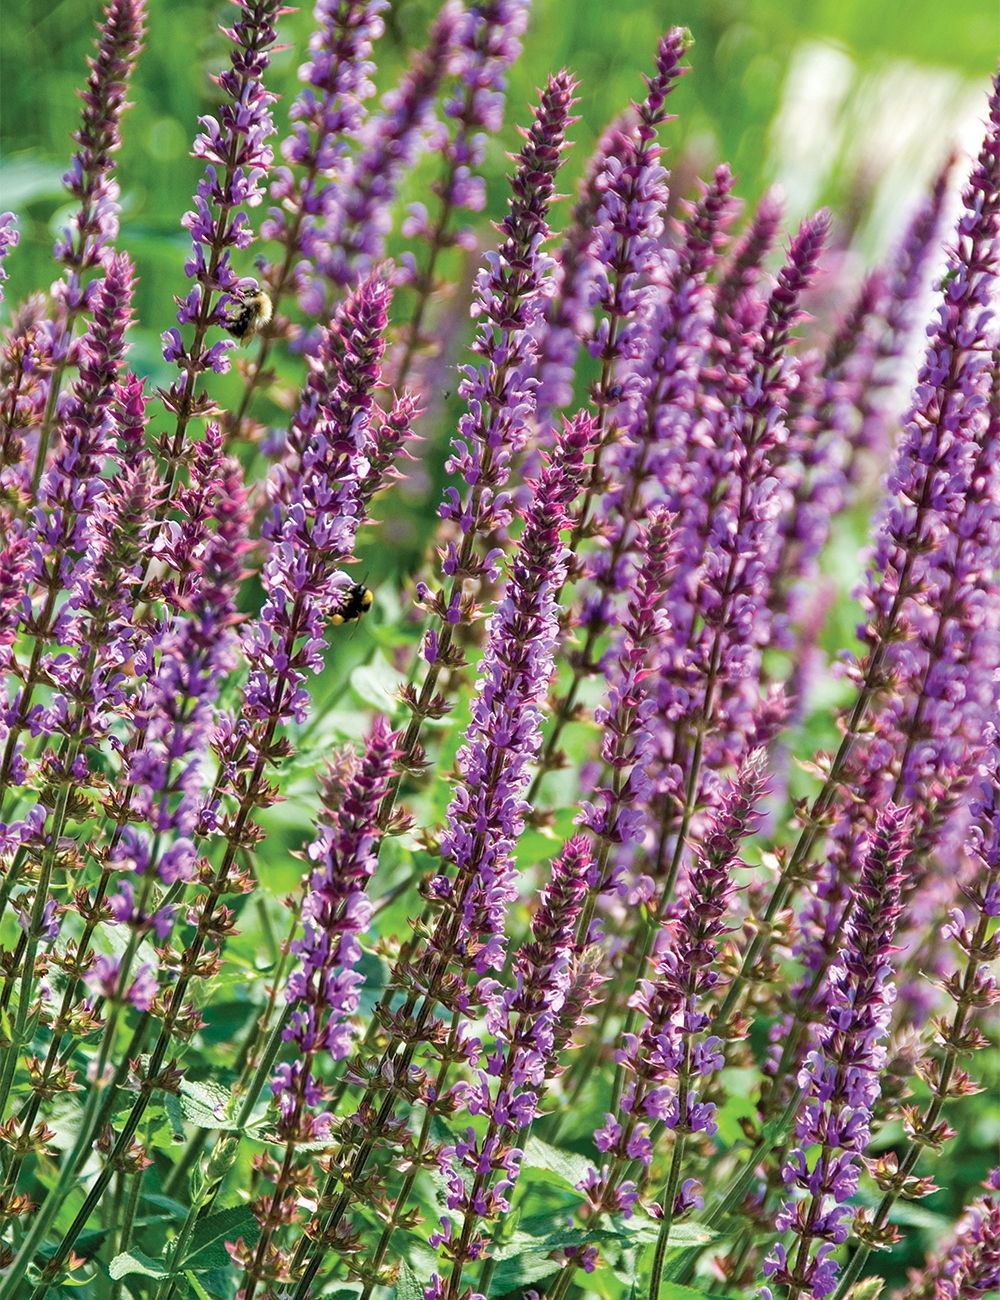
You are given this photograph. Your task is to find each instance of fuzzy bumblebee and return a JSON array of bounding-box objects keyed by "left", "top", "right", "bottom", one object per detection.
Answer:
[
  {"left": 331, "top": 583, "right": 373, "bottom": 625},
  {"left": 222, "top": 289, "right": 272, "bottom": 345}
]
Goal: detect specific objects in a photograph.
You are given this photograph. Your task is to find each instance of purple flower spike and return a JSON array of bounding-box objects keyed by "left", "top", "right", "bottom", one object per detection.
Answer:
[
  {"left": 765, "top": 805, "right": 907, "bottom": 1300},
  {"left": 54, "top": 0, "right": 147, "bottom": 274},
  {"left": 315, "top": 0, "right": 466, "bottom": 288},
  {"left": 160, "top": 0, "right": 282, "bottom": 449},
  {"left": 586, "top": 31, "right": 692, "bottom": 381},
  {"left": 398, "top": 71, "right": 577, "bottom": 784},
  {"left": 276, "top": 718, "right": 399, "bottom": 1121},
  {"left": 433, "top": 832, "right": 594, "bottom": 1292},
  {"left": 647, "top": 209, "right": 828, "bottom": 901},
  {"left": 534, "top": 108, "right": 636, "bottom": 425},
  {"left": 595, "top": 162, "right": 740, "bottom": 600},
  {"left": 842, "top": 73, "right": 1000, "bottom": 857},
  {"left": 709, "top": 186, "right": 785, "bottom": 367},
  {"left": 262, "top": 0, "right": 387, "bottom": 308},
  {"left": 594, "top": 754, "right": 767, "bottom": 1182},
  {"left": 112, "top": 369, "right": 150, "bottom": 467},
  {"left": 442, "top": 412, "right": 595, "bottom": 972},
  {"left": 0, "top": 213, "right": 18, "bottom": 301},
  {"left": 122, "top": 434, "right": 251, "bottom": 849},
  {"left": 236, "top": 271, "right": 403, "bottom": 742},
  {"left": 37, "top": 251, "right": 135, "bottom": 512},
  {"left": 426, "top": 412, "right": 596, "bottom": 1295}
]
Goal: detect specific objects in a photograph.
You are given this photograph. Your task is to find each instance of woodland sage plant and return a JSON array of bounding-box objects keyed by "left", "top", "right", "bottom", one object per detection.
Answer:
[{"left": 0, "top": 2, "right": 998, "bottom": 1299}]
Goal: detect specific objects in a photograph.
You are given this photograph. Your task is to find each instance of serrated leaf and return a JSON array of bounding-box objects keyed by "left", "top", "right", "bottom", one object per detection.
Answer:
[
  {"left": 497, "top": 1214, "right": 620, "bottom": 1260},
  {"left": 395, "top": 1259, "right": 424, "bottom": 1300},
  {"left": 109, "top": 1248, "right": 168, "bottom": 1280},
  {"left": 183, "top": 1204, "right": 260, "bottom": 1271},
  {"left": 521, "top": 1136, "right": 593, "bottom": 1191},
  {"left": 193, "top": 1268, "right": 235, "bottom": 1299},
  {"left": 178, "top": 1079, "right": 237, "bottom": 1129},
  {"left": 622, "top": 1217, "right": 717, "bottom": 1247},
  {"left": 487, "top": 1252, "right": 561, "bottom": 1292}
]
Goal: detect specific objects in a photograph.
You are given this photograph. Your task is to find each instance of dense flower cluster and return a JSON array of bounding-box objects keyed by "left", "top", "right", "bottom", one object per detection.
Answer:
[{"left": 0, "top": 7, "right": 997, "bottom": 1300}]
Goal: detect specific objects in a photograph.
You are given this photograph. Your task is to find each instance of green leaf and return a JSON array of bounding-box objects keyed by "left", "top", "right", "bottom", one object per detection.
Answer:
[
  {"left": 136, "top": 1192, "right": 189, "bottom": 1221},
  {"left": 487, "top": 1252, "right": 562, "bottom": 1292},
  {"left": 395, "top": 1259, "right": 424, "bottom": 1300},
  {"left": 164, "top": 1090, "right": 186, "bottom": 1141},
  {"left": 497, "top": 1213, "right": 621, "bottom": 1259},
  {"left": 622, "top": 1218, "right": 717, "bottom": 1248},
  {"left": 611, "top": 1240, "right": 654, "bottom": 1287},
  {"left": 714, "top": 1070, "right": 761, "bottom": 1146},
  {"left": 183, "top": 1204, "right": 260, "bottom": 1271},
  {"left": 178, "top": 1079, "right": 238, "bottom": 1129},
  {"left": 651, "top": 1283, "right": 743, "bottom": 1300},
  {"left": 0, "top": 155, "right": 67, "bottom": 209},
  {"left": 184, "top": 1273, "right": 213, "bottom": 1300},
  {"left": 350, "top": 655, "right": 406, "bottom": 712},
  {"left": 193, "top": 1268, "right": 236, "bottom": 1299},
  {"left": 109, "top": 1248, "right": 168, "bottom": 1280},
  {"left": 521, "top": 1136, "right": 593, "bottom": 1191}
]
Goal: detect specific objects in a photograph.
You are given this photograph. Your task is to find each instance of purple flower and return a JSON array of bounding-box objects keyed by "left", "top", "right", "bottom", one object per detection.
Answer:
[
  {"left": 238, "top": 272, "right": 402, "bottom": 734},
  {"left": 641, "top": 209, "right": 828, "bottom": 902},
  {"left": 419, "top": 418, "right": 599, "bottom": 1293},
  {"left": 118, "top": 433, "right": 250, "bottom": 851},
  {"left": 160, "top": 0, "right": 281, "bottom": 443},
  {"left": 766, "top": 805, "right": 907, "bottom": 1300},
  {"left": 610, "top": 755, "right": 766, "bottom": 1160},
  {"left": 262, "top": 0, "right": 387, "bottom": 308},
  {"left": 902, "top": 1168, "right": 1000, "bottom": 1300},
  {"left": 85, "top": 953, "right": 158, "bottom": 1012},
  {"left": 824, "top": 76, "right": 1000, "bottom": 997},
  {"left": 587, "top": 164, "right": 739, "bottom": 642},
  {"left": 313, "top": 0, "right": 467, "bottom": 288},
  {"left": 400, "top": 70, "right": 576, "bottom": 801},
  {"left": 588, "top": 31, "right": 692, "bottom": 385},
  {"left": 850, "top": 154, "right": 954, "bottom": 480},
  {"left": 708, "top": 186, "right": 785, "bottom": 369},
  {"left": 0, "top": 213, "right": 18, "bottom": 301},
  {"left": 54, "top": 0, "right": 146, "bottom": 273},
  {"left": 0, "top": 252, "right": 136, "bottom": 790},
  {"left": 275, "top": 719, "right": 398, "bottom": 1121},
  {"left": 533, "top": 107, "right": 635, "bottom": 424}
]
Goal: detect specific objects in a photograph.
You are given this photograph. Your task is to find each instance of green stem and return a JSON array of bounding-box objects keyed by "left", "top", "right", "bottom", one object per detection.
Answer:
[
  {"left": 648, "top": 1135, "right": 686, "bottom": 1300},
  {"left": 109, "top": 1128, "right": 148, "bottom": 1300},
  {"left": 0, "top": 1047, "right": 118, "bottom": 1299},
  {"left": 0, "top": 781, "right": 71, "bottom": 1121}
]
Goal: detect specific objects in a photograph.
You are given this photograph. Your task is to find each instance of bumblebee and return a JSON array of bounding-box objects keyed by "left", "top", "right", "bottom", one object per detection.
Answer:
[
  {"left": 222, "top": 288, "right": 272, "bottom": 345},
  {"left": 331, "top": 583, "right": 373, "bottom": 625}
]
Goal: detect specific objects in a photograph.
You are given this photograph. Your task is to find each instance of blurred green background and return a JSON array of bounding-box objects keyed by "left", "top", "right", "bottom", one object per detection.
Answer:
[{"left": 2, "top": 0, "right": 996, "bottom": 331}]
